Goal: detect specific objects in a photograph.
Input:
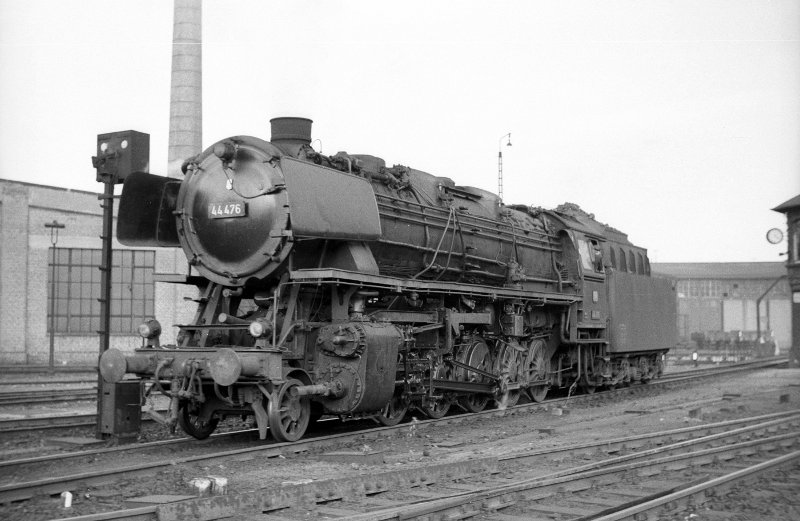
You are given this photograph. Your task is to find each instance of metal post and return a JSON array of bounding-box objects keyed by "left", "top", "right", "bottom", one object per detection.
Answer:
[
  {"left": 92, "top": 129, "right": 149, "bottom": 441},
  {"left": 49, "top": 251, "right": 56, "bottom": 370},
  {"left": 497, "top": 133, "right": 511, "bottom": 203},
  {"left": 497, "top": 150, "right": 503, "bottom": 201},
  {"left": 96, "top": 177, "right": 115, "bottom": 439},
  {"left": 756, "top": 275, "right": 786, "bottom": 347},
  {"left": 44, "top": 221, "right": 65, "bottom": 371}
]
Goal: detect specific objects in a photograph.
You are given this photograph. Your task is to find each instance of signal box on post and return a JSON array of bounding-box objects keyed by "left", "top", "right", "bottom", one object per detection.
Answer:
[
  {"left": 92, "top": 130, "right": 150, "bottom": 183},
  {"left": 93, "top": 129, "right": 149, "bottom": 441}
]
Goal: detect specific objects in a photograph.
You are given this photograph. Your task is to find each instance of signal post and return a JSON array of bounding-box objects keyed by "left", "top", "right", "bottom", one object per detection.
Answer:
[{"left": 92, "top": 131, "right": 150, "bottom": 440}]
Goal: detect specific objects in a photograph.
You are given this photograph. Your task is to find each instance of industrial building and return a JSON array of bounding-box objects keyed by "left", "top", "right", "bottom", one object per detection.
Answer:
[
  {"left": 0, "top": 178, "right": 192, "bottom": 365},
  {"left": 651, "top": 262, "right": 790, "bottom": 351}
]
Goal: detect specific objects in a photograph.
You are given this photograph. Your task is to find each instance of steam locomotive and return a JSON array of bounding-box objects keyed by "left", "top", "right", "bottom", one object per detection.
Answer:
[{"left": 99, "top": 117, "right": 676, "bottom": 442}]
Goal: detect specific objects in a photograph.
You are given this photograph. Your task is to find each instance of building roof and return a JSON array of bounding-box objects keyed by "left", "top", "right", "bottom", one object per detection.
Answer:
[
  {"left": 773, "top": 194, "right": 800, "bottom": 213},
  {"left": 0, "top": 177, "right": 98, "bottom": 197},
  {"left": 651, "top": 262, "right": 786, "bottom": 280}
]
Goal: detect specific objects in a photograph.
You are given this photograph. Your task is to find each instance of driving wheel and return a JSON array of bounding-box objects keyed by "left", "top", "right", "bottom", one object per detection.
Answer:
[
  {"left": 457, "top": 337, "right": 492, "bottom": 413},
  {"left": 524, "top": 339, "right": 550, "bottom": 402},
  {"left": 494, "top": 340, "right": 524, "bottom": 408}
]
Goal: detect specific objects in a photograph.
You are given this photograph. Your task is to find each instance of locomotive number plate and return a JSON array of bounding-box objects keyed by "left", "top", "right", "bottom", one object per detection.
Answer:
[{"left": 208, "top": 202, "right": 247, "bottom": 219}]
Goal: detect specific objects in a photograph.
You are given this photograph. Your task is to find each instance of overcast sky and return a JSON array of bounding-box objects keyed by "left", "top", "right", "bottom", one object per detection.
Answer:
[{"left": 1, "top": 0, "right": 797, "bottom": 263}]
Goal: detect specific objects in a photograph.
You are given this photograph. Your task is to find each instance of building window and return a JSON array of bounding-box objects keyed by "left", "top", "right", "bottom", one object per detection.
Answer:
[
  {"left": 618, "top": 248, "right": 627, "bottom": 271},
  {"left": 47, "top": 248, "right": 155, "bottom": 334},
  {"left": 609, "top": 247, "right": 617, "bottom": 269},
  {"left": 686, "top": 280, "right": 722, "bottom": 298}
]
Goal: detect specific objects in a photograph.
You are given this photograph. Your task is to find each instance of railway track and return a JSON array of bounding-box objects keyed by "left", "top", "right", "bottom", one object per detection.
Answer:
[
  {"left": 657, "top": 357, "right": 786, "bottom": 383},
  {"left": 326, "top": 415, "right": 800, "bottom": 521},
  {"left": 0, "top": 388, "right": 96, "bottom": 407},
  {"left": 0, "top": 357, "right": 792, "bottom": 520},
  {"left": 12, "top": 410, "right": 799, "bottom": 520},
  {"left": 0, "top": 357, "right": 784, "bottom": 435},
  {"left": 0, "top": 361, "right": 792, "bottom": 500},
  {"left": 0, "top": 376, "right": 96, "bottom": 386},
  {"left": 0, "top": 413, "right": 98, "bottom": 433}
]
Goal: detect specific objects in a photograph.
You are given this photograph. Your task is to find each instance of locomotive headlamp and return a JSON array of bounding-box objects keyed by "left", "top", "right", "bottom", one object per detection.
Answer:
[
  {"left": 249, "top": 319, "right": 271, "bottom": 338},
  {"left": 138, "top": 319, "right": 162, "bottom": 339},
  {"left": 138, "top": 319, "right": 162, "bottom": 348}
]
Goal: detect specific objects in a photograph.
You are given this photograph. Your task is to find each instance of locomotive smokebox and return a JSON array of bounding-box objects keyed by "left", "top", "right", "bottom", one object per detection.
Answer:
[{"left": 270, "top": 117, "right": 312, "bottom": 157}]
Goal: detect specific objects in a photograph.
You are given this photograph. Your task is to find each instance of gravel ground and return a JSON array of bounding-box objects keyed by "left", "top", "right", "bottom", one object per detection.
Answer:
[
  {"left": 678, "top": 462, "right": 800, "bottom": 521},
  {"left": 0, "top": 366, "right": 798, "bottom": 520}
]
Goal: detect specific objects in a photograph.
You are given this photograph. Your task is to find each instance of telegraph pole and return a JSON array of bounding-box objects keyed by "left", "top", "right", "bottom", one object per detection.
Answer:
[{"left": 44, "top": 220, "right": 65, "bottom": 371}]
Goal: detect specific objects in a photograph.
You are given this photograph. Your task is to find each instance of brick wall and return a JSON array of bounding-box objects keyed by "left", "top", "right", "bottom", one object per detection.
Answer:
[
  {"left": 0, "top": 179, "right": 187, "bottom": 366},
  {"left": 0, "top": 183, "right": 30, "bottom": 363}
]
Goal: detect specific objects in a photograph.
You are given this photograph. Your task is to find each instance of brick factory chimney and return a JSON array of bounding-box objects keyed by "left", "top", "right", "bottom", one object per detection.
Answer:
[
  {"left": 167, "top": 0, "right": 202, "bottom": 177},
  {"left": 159, "top": 0, "right": 202, "bottom": 344}
]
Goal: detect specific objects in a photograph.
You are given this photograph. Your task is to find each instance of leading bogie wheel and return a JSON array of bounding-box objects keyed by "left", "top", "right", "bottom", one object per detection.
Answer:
[
  {"left": 268, "top": 379, "right": 311, "bottom": 442},
  {"left": 377, "top": 392, "right": 409, "bottom": 426},
  {"left": 178, "top": 401, "right": 220, "bottom": 440}
]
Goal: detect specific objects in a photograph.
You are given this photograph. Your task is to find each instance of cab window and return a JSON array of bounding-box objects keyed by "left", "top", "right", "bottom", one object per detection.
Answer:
[
  {"left": 578, "top": 238, "right": 604, "bottom": 273},
  {"left": 578, "top": 239, "right": 594, "bottom": 271}
]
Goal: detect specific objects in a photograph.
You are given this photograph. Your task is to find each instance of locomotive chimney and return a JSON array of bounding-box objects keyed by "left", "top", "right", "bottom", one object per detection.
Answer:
[{"left": 270, "top": 117, "right": 313, "bottom": 157}]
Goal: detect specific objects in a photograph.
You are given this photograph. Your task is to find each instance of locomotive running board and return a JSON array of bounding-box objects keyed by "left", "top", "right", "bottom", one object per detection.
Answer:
[{"left": 289, "top": 268, "right": 579, "bottom": 304}]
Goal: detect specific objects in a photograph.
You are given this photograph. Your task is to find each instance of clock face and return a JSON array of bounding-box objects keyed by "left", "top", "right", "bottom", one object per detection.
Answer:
[{"left": 766, "top": 228, "right": 784, "bottom": 244}]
